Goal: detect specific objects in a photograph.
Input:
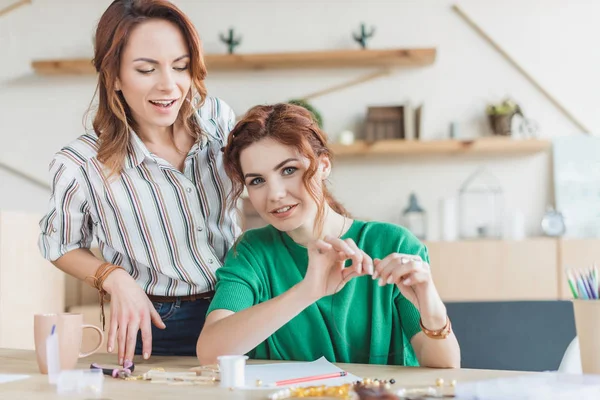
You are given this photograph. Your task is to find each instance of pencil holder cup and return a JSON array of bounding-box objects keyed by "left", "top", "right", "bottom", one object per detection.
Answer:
[
  {"left": 572, "top": 300, "right": 600, "bottom": 374},
  {"left": 217, "top": 355, "right": 248, "bottom": 388}
]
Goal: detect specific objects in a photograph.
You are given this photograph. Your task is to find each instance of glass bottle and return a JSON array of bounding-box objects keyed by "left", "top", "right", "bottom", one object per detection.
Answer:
[{"left": 403, "top": 193, "right": 427, "bottom": 240}]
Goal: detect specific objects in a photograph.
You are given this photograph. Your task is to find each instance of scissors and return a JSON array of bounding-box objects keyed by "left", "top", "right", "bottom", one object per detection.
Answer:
[{"left": 90, "top": 360, "right": 135, "bottom": 379}]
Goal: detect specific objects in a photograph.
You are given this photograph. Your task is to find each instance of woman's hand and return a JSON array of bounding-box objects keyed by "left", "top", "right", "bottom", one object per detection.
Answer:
[
  {"left": 299, "top": 235, "right": 373, "bottom": 301},
  {"left": 373, "top": 254, "right": 432, "bottom": 305},
  {"left": 373, "top": 253, "right": 446, "bottom": 329},
  {"left": 102, "top": 269, "right": 166, "bottom": 365}
]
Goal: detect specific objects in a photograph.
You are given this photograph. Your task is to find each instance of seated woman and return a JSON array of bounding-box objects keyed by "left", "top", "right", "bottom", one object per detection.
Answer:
[{"left": 196, "top": 104, "right": 460, "bottom": 367}]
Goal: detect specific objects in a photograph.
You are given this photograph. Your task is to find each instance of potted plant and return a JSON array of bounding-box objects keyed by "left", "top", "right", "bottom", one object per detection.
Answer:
[{"left": 486, "top": 99, "right": 520, "bottom": 136}]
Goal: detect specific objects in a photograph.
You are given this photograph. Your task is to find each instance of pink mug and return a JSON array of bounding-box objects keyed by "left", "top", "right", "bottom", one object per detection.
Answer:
[{"left": 34, "top": 313, "right": 103, "bottom": 374}]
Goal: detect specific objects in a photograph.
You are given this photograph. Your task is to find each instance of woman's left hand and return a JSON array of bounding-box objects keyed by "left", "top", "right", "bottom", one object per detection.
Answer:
[
  {"left": 373, "top": 253, "right": 459, "bottom": 368},
  {"left": 372, "top": 253, "right": 435, "bottom": 308}
]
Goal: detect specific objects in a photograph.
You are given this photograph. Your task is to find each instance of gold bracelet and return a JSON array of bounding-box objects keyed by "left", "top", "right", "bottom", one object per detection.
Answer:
[{"left": 419, "top": 317, "right": 452, "bottom": 339}]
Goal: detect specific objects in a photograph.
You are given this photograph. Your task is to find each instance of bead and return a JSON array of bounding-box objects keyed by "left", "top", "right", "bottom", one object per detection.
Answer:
[
  {"left": 384, "top": 383, "right": 391, "bottom": 390},
  {"left": 276, "top": 384, "right": 353, "bottom": 399},
  {"left": 389, "top": 378, "right": 396, "bottom": 384},
  {"left": 450, "top": 379, "right": 457, "bottom": 387},
  {"left": 256, "top": 379, "right": 263, "bottom": 387},
  {"left": 435, "top": 378, "right": 444, "bottom": 387}
]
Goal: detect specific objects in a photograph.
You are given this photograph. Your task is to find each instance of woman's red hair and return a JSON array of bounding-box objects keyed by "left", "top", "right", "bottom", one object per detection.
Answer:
[
  {"left": 223, "top": 103, "right": 349, "bottom": 236},
  {"left": 90, "top": 0, "right": 207, "bottom": 175}
]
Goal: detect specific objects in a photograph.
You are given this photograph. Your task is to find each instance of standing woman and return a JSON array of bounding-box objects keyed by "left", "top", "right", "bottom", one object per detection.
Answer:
[{"left": 38, "top": 0, "right": 239, "bottom": 364}]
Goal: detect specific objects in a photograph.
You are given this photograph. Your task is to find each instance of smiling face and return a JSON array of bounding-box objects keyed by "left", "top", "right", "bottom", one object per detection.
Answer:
[
  {"left": 116, "top": 18, "right": 191, "bottom": 133},
  {"left": 240, "top": 138, "right": 331, "bottom": 233}
]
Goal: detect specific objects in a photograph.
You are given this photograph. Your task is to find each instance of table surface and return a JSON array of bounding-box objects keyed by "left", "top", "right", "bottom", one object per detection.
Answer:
[{"left": 0, "top": 348, "right": 531, "bottom": 399}]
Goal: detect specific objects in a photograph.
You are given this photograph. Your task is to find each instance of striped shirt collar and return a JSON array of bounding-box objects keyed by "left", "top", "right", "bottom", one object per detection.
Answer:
[
  {"left": 125, "top": 132, "right": 151, "bottom": 169},
  {"left": 124, "top": 122, "right": 220, "bottom": 170}
]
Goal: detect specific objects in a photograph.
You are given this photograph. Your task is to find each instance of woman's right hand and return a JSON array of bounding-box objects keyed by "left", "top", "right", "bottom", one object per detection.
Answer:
[
  {"left": 300, "top": 235, "right": 373, "bottom": 301},
  {"left": 102, "top": 269, "right": 166, "bottom": 365}
]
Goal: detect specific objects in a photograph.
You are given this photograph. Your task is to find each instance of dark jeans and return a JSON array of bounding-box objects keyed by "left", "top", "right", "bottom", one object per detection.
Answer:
[{"left": 135, "top": 297, "right": 210, "bottom": 357}]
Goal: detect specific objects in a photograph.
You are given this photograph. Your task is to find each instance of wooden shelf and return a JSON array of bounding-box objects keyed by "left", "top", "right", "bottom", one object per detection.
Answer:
[
  {"left": 31, "top": 48, "right": 436, "bottom": 75},
  {"left": 329, "top": 138, "right": 551, "bottom": 157}
]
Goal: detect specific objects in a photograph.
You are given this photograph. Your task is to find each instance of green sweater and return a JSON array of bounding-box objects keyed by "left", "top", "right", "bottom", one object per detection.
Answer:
[{"left": 207, "top": 220, "right": 428, "bottom": 366}]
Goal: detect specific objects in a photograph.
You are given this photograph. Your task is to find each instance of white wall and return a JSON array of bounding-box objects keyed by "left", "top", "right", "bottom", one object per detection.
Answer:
[{"left": 1, "top": 0, "right": 597, "bottom": 239}]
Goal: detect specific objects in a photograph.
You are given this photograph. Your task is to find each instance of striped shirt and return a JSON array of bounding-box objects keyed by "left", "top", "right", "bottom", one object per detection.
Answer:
[{"left": 38, "top": 97, "right": 241, "bottom": 296}]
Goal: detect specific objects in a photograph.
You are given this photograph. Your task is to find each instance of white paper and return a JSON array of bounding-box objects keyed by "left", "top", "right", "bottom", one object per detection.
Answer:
[
  {"left": 243, "top": 357, "right": 361, "bottom": 390},
  {"left": 0, "top": 374, "right": 30, "bottom": 384},
  {"left": 455, "top": 373, "right": 600, "bottom": 400}
]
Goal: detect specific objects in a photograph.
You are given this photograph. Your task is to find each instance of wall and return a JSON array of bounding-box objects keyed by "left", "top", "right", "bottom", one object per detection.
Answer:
[{"left": 1, "top": 0, "right": 597, "bottom": 239}]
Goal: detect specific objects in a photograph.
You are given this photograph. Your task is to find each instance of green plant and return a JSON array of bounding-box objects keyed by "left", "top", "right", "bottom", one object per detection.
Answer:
[
  {"left": 219, "top": 28, "right": 242, "bottom": 54},
  {"left": 352, "top": 23, "right": 375, "bottom": 49},
  {"left": 486, "top": 99, "right": 519, "bottom": 116},
  {"left": 288, "top": 99, "right": 324, "bottom": 129}
]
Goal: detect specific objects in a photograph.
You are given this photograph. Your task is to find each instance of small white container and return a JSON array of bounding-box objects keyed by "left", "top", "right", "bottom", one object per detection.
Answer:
[
  {"left": 440, "top": 197, "right": 458, "bottom": 242},
  {"left": 218, "top": 355, "right": 248, "bottom": 388},
  {"left": 57, "top": 369, "right": 104, "bottom": 397},
  {"left": 504, "top": 209, "right": 525, "bottom": 240}
]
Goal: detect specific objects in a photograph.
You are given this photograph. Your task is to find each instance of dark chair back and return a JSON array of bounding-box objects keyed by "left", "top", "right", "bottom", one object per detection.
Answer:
[{"left": 446, "top": 301, "right": 576, "bottom": 371}]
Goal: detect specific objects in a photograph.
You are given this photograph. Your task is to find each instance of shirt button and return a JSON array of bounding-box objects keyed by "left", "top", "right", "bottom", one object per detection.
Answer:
[
  {"left": 186, "top": 187, "right": 193, "bottom": 193},
  {"left": 208, "top": 259, "right": 214, "bottom": 264},
  {"left": 52, "top": 228, "right": 57, "bottom": 233},
  {"left": 197, "top": 226, "right": 203, "bottom": 232}
]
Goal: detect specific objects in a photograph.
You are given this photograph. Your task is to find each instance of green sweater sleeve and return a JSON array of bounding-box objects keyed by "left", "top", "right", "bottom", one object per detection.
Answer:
[{"left": 207, "top": 239, "right": 263, "bottom": 315}]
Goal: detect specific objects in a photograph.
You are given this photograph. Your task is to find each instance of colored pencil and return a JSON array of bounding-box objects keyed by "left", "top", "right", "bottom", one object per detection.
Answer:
[
  {"left": 274, "top": 371, "right": 347, "bottom": 386},
  {"left": 566, "top": 266, "right": 600, "bottom": 300}
]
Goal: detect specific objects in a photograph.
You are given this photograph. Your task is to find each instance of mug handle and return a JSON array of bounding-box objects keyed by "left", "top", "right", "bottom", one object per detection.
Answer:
[{"left": 79, "top": 324, "right": 105, "bottom": 358}]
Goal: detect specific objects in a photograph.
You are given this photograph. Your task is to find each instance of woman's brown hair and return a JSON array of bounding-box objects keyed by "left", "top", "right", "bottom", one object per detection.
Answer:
[
  {"left": 223, "top": 103, "right": 349, "bottom": 236},
  {"left": 90, "top": 0, "right": 207, "bottom": 175}
]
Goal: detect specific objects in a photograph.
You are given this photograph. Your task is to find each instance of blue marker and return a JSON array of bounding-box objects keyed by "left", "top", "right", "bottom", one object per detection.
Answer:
[{"left": 46, "top": 324, "right": 60, "bottom": 384}]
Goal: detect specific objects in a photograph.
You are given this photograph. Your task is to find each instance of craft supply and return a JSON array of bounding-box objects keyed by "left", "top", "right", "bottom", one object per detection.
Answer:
[
  {"left": 46, "top": 325, "right": 60, "bottom": 384},
  {"left": 566, "top": 266, "right": 599, "bottom": 300},
  {"left": 127, "top": 367, "right": 163, "bottom": 382},
  {"left": 56, "top": 369, "right": 104, "bottom": 397},
  {"left": 268, "top": 377, "right": 454, "bottom": 399},
  {"left": 566, "top": 267, "right": 600, "bottom": 373},
  {"left": 217, "top": 355, "right": 248, "bottom": 388},
  {"left": 90, "top": 360, "right": 134, "bottom": 379},
  {"left": 274, "top": 371, "right": 347, "bottom": 387},
  {"left": 269, "top": 383, "right": 355, "bottom": 400},
  {"left": 190, "top": 364, "right": 220, "bottom": 379},
  {"left": 245, "top": 357, "right": 360, "bottom": 390},
  {"left": 143, "top": 369, "right": 214, "bottom": 382}
]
